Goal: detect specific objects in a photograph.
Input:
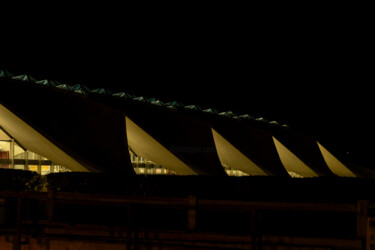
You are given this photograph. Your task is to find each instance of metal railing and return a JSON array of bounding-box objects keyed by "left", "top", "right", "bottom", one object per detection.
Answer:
[{"left": 0, "top": 190, "right": 368, "bottom": 249}]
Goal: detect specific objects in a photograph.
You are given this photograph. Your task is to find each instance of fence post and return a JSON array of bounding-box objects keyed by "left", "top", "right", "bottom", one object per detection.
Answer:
[
  {"left": 251, "top": 210, "right": 256, "bottom": 250},
  {"left": 357, "top": 200, "right": 368, "bottom": 239},
  {"left": 13, "top": 197, "right": 21, "bottom": 250},
  {"left": 188, "top": 195, "right": 197, "bottom": 231},
  {"left": 47, "top": 191, "right": 54, "bottom": 221},
  {"left": 126, "top": 204, "right": 132, "bottom": 250}
]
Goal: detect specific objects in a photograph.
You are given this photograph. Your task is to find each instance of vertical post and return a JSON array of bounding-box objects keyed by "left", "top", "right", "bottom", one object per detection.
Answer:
[
  {"left": 25, "top": 199, "right": 30, "bottom": 222},
  {"left": 357, "top": 200, "right": 368, "bottom": 239},
  {"left": 37, "top": 155, "right": 41, "bottom": 174},
  {"left": 47, "top": 191, "right": 54, "bottom": 221},
  {"left": 257, "top": 212, "right": 263, "bottom": 250},
  {"left": 25, "top": 150, "right": 28, "bottom": 171},
  {"left": 366, "top": 218, "right": 375, "bottom": 250},
  {"left": 13, "top": 197, "right": 21, "bottom": 250},
  {"left": 251, "top": 210, "right": 256, "bottom": 250},
  {"left": 10, "top": 139, "right": 14, "bottom": 169},
  {"left": 126, "top": 204, "right": 132, "bottom": 250},
  {"left": 188, "top": 195, "right": 197, "bottom": 231}
]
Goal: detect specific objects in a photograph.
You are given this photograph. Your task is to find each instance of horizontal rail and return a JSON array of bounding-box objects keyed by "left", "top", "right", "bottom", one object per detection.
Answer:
[
  {"left": 53, "top": 192, "right": 189, "bottom": 206},
  {"left": 198, "top": 200, "right": 358, "bottom": 212},
  {"left": 0, "top": 190, "right": 359, "bottom": 213},
  {"left": 0, "top": 190, "right": 368, "bottom": 249}
]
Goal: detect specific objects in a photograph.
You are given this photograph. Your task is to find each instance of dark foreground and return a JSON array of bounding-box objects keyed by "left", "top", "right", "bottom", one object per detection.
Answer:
[{"left": 1, "top": 170, "right": 375, "bottom": 249}]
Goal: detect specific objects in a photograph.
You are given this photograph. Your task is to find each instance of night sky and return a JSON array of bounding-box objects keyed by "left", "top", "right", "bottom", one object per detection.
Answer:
[{"left": 1, "top": 6, "right": 373, "bottom": 167}]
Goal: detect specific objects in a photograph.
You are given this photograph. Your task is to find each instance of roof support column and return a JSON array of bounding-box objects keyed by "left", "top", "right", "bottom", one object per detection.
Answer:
[{"left": 10, "top": 139, "right": 14, "bottom": 169}]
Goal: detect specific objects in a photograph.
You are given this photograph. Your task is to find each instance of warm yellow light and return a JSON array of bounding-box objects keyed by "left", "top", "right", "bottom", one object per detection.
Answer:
[
  {"left": 0, "top": 104, "right": 89, "bottom": 172},
  {"left": 317, "top": 142, "right": 356, "bottom": 177},
  {"left": 273, "top": 136, "right": 318, "bottom": 177},
  {"left": 212, "top": 129, "right": 267, "bottom": 176},
  {"left": 125, "top": 117, "right": 196, "bottom": 175}
]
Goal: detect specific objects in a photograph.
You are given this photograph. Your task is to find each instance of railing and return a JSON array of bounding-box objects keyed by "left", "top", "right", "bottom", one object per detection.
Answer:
[{"left": 0, "top": 191, "right": 368, "bottom": 250}]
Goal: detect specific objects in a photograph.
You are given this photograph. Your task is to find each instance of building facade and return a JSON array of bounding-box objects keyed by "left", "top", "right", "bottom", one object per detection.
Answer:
[{"left": 0, "top": 70, "right": 371, "bottom": 178}]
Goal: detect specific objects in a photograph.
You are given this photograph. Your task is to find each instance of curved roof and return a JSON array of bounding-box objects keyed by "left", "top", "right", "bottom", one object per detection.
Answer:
[{"left": 0, "top": 70, "right": 365, "bottom": 178}]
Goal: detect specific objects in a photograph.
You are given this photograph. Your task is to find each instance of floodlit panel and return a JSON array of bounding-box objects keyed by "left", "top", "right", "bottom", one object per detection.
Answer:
[
  {"left": 14, "top": 143, "right": 24, "bottom": 156},
  {"left": 125, "top": 117, "right": 196, "bottom": 175},
  {"left": 0, "top": 141, "right": 10, "bottom": 152},
  {"left": 212, "top": 129, "right": 267, "bottom": 175},
  {"left": 273, "top": 136, "right": 318, "bottom": 177},
  {"left": 0, "top": 128, "right": 11, "bottom": 140},
  {"left": 317, "top": 142, "right": 356, "bottom": 177},
  {"left": 0, "top": 104, "right": 88, "bottom": 172}
]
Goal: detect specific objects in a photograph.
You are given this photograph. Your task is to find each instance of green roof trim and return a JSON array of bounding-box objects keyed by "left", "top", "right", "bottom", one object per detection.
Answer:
[
  {"left": 91, "top": 88, "right": 113, "bottom": 95},
  {"left": 166, "top": 101, "right": 184, "bottom": 108},
  {"left": 203, "top": 108, "right": 219, "bottom": 114},
  {"left": 133, "top": 96, "right": 149, "bottom": 102},
  {"left": 2, "top": 70, "right": 290, "bottom": 129},
  {"left": 269, "top": 120, "right": 280, "bottom": 125},
  {"left": 150, "top": 98, "right": 165, "bottom": 106},
  {"left": 71, "top": 84, "right": 90, "bottom": 95},
  {"left": 35, "top": 79, "right": 59, "bottom": 87},
  {"left": 113, "top": 92, "right": 135, "bottom": 99},
  {"left": 238, "top": 114, "right": 254, "bottom": 120},
  {"left": 0, "top": 69, "right": 14, "bottom": 78},
  {"left": 11, "top": 74, "right": 37, "bottom": 82},
  {"left": 185, "top": 105, "right": 202, "bottom": 111},
  {"left": 219, "top": 111, "right": 236, "bottom": 117},
  {"left": 56, "top": 84, "right": 73, "bottom": 91},
  {"left": 255, "top": 117, "right": 269, "bottom": 123}
]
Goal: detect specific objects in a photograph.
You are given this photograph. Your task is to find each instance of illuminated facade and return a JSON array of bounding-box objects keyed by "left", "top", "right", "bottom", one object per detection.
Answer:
[
  {"left": 0, "top": 70, "right": 371, "bottom": 178},
  {"left": 0, "top": 127, "right": 70, "bottom": 174},
  {"left": 129, "top": 150, "right": 176, "bottom": 175}
]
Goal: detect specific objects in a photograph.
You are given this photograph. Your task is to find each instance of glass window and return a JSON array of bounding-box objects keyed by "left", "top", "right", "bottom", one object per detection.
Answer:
[
  {"left": 0, "top": 141, "right": 10, "bottom": 158},
  {"left": 14, "top": 143, "right": 25, "bottom": 159},
  {"left": 27, "top": 151, "right": 39, "bottom": 160},
  {"left": 0, "top": 133, "right": 71, "bottom": 173},
  {"left": 128, "top": 148, "right": 177, "bottom": 175},
  {"left": 14, "top": 151, "right": 26, "bottom": 159},
  {"left": 0, "top": 141, "right": 10, "bottom": 168},
  {"left": 41, "top": 165, "right": 50, "bottom": 175},
  {"left": 28, "top": 165, "right": 38, "bottom": 172}
]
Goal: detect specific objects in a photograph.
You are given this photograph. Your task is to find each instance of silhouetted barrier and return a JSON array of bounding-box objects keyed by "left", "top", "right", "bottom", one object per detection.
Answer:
[
  {"left": 0, "top": 190, "right": 368, "bottom": 249},
  {"left": 45, "top": 172, "right": 375, "bottom": 202},
  {"left": 1, "top": 170, "right": 375, "bottom": 248},
  {"left": 0, "top": 169, "right": 42, "bottom": 192},
  {"left": 2, "top": 169, "right": 375, "bottom": 202}
]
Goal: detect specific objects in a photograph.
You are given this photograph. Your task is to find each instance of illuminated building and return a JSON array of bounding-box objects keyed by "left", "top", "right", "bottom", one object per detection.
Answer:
[{"left": 0, "top": 70, "right": 370, "bottom": 178}]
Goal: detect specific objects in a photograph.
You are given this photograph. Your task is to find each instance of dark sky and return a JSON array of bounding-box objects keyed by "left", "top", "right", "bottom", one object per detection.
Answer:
[{"left": 1, "top": 7, "right": 373, "bottom": 166}]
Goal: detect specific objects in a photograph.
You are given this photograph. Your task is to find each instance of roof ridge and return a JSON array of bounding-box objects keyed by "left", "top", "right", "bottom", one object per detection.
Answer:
[{"left": 1, "top": 70, "right": 289, "bottom": 129}]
